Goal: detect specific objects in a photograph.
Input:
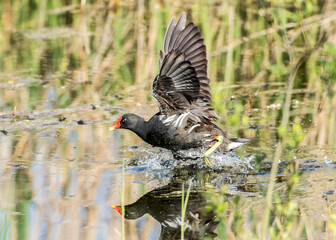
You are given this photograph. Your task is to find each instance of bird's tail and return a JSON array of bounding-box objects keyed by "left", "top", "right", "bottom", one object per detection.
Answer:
[{"left": 227, "top": 137, "right": 251, "bottom": 151}]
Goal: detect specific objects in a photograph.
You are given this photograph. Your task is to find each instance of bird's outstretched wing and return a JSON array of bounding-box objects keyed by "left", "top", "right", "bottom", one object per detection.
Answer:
[{"left": 152, "top": 13, "right": 217, "bottom": 120}]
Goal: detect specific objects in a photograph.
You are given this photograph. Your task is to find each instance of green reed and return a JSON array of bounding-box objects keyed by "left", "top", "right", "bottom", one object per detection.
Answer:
[
  {"left": 121, "top": 159, "right": 126, "bottom": 240},
  {"left": 181, "top": 180, "right": 192, "bottom": 240}
]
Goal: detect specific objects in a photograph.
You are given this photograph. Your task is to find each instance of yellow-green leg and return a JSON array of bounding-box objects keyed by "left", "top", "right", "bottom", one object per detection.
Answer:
[{"left": 203, "top": 135, "right": 224, "bottom": 167}]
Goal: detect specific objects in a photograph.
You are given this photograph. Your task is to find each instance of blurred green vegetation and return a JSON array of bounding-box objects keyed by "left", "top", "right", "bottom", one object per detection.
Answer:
[
  {"left": 1, "top": 0, "right": 335, "bottom": 146},
  {"left": 204, "top": 159, "right": 335, "bottom": 239}
]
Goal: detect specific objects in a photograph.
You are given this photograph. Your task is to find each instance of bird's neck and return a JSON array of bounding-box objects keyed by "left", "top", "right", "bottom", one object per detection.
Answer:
[{"left": 128, "top": 118, "right": 149, "bottom": 141}]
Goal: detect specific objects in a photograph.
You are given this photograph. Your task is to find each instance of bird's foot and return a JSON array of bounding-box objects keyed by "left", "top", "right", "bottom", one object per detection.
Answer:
[{"left": 203, "top": 135, "right": 224, "bottom": 168}]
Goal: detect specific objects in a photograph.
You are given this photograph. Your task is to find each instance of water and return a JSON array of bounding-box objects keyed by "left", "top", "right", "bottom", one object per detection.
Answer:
[
  {"left": 1, "top": 96, "right": 335, "bottom": 239},
  {"left": 1, "top": 1, "right": 336, "bottom": 239}
]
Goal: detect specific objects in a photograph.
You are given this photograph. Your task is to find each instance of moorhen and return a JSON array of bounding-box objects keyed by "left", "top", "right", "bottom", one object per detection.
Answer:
[
  {"left": 110, "top": 13, "right": 250, "bottom": 167},
  {"left": 111, "top": 180, "right": 219, "bottom": 239}
]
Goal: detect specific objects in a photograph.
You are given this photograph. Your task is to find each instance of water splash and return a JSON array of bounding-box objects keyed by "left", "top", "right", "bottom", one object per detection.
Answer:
[{"left": 120, "top": 145, "right": 254, "bottom": 174}]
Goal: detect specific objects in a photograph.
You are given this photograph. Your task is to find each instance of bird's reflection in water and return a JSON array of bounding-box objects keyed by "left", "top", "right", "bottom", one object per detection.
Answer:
[{"left": 112, "top": 169, "right": 221, "bottom": 239}]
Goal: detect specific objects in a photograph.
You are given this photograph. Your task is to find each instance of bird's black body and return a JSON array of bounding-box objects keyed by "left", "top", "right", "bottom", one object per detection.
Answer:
[{"left": 111, "top": 13, "right": 250, "bottom": 160}]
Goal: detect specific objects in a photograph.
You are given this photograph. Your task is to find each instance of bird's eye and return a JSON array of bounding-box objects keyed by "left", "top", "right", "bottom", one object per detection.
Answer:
[{"left": 122, "top": 118, "right": 126, "bottom": 123}]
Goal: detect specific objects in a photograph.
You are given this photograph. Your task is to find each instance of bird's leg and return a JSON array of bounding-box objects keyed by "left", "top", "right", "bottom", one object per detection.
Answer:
[{"left": 203, "top": 135, "right": 224, "bottom": 167}]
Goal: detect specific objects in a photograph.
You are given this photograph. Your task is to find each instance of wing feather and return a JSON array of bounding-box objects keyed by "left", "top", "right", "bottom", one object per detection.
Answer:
[
  {"left": 152, "top": 13, "right": 217, "bottom": 120},
  {"left": 166, "top": 53, "right": 185, "bottom": 76},
  {"left": 160, "top": 51, "right": 177, "bottom": 75},
  {"left": 168, "top": 14, "right": 186, "bottom": 52},
  {"left": 163, "top": 18, "right": 177, "bottom": 54}
]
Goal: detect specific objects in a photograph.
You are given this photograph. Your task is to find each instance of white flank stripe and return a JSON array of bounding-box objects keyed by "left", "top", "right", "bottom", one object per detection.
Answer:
[
  {"left": 174, "top": 112, "right": 190, "bottom": 128},
  {"left": 163, "top": 114, "right": 176, "bottom": 124},
  {"left": 187, "top": 124, "right": 200, "bottom": 134},
  {"left": 173, "top": 113, "right": 185, "bottom": 127},
  {"left": 228, "top": 142, "right": 245, "bottom": 150}
]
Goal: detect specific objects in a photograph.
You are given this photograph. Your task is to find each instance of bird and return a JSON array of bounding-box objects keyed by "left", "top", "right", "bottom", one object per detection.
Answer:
[
  {"left": 111, "top": 180, "right": 219, "bottom": 239},
  {"left": 110, "top": 13, "right": 250, "bottom": 167}
]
